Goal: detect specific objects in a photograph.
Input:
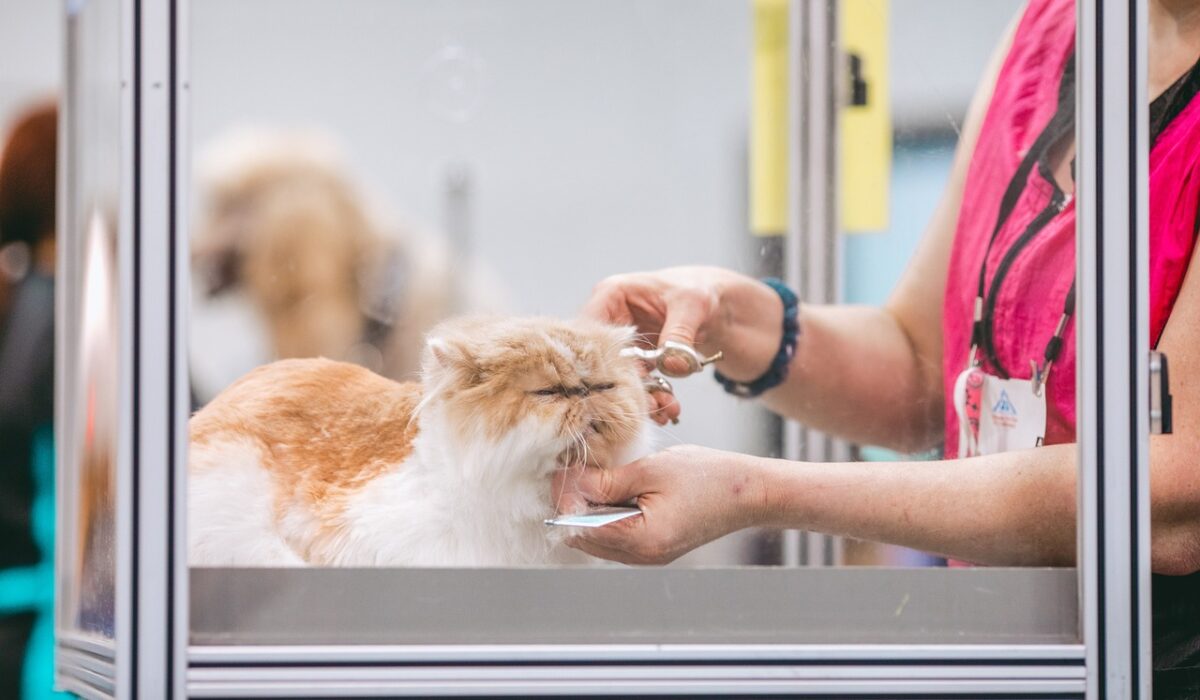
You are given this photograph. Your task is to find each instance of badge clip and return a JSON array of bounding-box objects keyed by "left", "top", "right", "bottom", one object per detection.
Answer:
[{"left": 1030, "top": 358, "right": 1053, "bottom": 397}]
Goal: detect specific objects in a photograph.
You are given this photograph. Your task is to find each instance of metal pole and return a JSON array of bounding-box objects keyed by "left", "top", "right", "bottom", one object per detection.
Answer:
[
  {"left": 1075, "top": 0, "right": 1151, "bottom": 696},
  {"left": 133, "top": 0, "right": 186, "bottom": 695},
  {"left": 786, "top": 0, "right": 844, "bottom": 567}
]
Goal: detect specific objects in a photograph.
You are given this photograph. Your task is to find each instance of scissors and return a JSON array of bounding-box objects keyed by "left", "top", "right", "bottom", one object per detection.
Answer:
[
  {"left": 620, "top": 340, "right": 724, "bottom": 379},
  {"left": 621, "top": 341, "right": 723, "bottom": 426}
]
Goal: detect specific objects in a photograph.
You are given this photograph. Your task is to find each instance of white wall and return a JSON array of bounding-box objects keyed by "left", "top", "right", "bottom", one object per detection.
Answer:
[
  {"left": 0, "top": 0, "right": 61, "bottom": 129},
  {"left": 890, "top": 0, "right": 1024, "bottom": 133}
]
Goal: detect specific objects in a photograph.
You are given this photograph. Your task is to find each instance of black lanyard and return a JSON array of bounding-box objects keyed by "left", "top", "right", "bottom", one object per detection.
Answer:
[
  {"left": 970, "top": 49, "right": 1200, "bottom": 380},
  {"left": 969, "top": 56, "right": 1076, "bottom": 382}
]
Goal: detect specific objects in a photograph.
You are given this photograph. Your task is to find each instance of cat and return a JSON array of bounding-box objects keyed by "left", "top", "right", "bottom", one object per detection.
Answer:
[{"left": 187, "top": 316, "right": 651, "bottom": 567}]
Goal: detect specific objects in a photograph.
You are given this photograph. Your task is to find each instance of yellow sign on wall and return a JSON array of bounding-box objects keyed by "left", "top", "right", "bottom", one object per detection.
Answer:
[
  {"left": 750, "top": 0, "right": 789, "bottom": 236},
  {"left": 840, "top": 0, "right": 891, "bottom": 234}
]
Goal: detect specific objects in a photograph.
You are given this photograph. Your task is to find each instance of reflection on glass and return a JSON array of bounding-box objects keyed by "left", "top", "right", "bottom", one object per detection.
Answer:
[
  {"left": 60, "top": 0, "right": 122, "bottom": 640},
  {"left": 72, "top": 211, "right": 117, "bottom": 635}
]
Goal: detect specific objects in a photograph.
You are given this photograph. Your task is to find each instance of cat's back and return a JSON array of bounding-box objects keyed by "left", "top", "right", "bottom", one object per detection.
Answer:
[
  {"left": 190, "top": 357, "right": 422, "bottom": 480},
  {"left": 188, "top": 359, "right": 423, "bottom": 566}
]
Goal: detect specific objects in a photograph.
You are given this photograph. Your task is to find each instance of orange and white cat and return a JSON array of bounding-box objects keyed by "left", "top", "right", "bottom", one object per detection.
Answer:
[{"left": 187, "top": 316, "right": 651, "bottom": 567}]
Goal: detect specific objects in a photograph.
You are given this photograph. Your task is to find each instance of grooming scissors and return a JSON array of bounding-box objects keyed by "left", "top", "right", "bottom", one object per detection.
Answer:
[{"left": 620, "top": 340, "right": 724, "bottom": 379}]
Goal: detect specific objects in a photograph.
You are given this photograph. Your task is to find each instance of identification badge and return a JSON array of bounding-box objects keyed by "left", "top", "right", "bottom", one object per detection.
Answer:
[{"left": 954, "top": 366, "right": 1046, "bottom": 458}]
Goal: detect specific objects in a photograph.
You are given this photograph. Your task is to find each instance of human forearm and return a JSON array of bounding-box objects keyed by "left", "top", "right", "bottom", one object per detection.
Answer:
[
  {"left": 560, "top": 443, "right": 1076, "bottom": 567},
  {"left": 753, "top": 304, "right": 944, "bottom": 452},
  {"left": 748, "top": 445, "right": 1078, "bottom": 567},
  {"left": 564, "top": 440, "right": 1200, "bottom": 572}
]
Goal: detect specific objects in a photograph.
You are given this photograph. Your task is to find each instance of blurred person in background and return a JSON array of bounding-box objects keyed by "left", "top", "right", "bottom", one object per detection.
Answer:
[
  {"left": 0, "top": 102, "right": 67, "bottom": 699},
  {"left": 190, "top": 128, "right": 497, "bottom": 402}
]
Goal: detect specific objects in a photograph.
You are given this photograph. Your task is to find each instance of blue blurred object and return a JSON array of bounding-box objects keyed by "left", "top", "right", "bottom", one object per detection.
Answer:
[{"left": 0, "top": 426, "right": 68, "bottom": 699}]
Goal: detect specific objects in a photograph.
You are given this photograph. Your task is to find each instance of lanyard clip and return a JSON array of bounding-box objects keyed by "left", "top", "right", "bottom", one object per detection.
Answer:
[
  {"left": 967, "top": 297, "right": 984, "bottom": 368},
  {"left": 1030, "top": 358, "right": 1052, "bottom": 397}
]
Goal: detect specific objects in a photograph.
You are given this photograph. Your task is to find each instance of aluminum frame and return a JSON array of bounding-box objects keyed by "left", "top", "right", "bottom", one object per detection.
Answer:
[
  {"left": 54, "top": 0, "right": 132, "bottom": 696},
  {"left": 1075, "top": 0, "right": 1152, "bottom": 697},
  {"left": 783, "top": 0, "right": 846, "bottom": 568},
  {"left": 132, "top": 0, "right": 189, "bottom": 695},
  {"left": 55, "top": 0, "right": 187, "bottom": 697},
  {"left": 55, "top": 0, "right": 1153, "bottom": 696}
]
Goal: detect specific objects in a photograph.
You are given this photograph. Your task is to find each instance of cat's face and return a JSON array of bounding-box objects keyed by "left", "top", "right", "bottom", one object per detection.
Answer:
[{"left": 422, "top": 317, "right": 647, "bottom": 469}]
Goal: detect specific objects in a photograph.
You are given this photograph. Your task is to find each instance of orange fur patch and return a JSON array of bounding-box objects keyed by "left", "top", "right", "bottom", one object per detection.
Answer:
[{"left": 191, "top": 358, "right": 421, "bottom": 559}]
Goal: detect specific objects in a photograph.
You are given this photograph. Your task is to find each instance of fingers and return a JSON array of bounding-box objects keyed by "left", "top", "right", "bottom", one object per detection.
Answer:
[
  {"left": 580, "top": 277, "right": 637, "bottom": 325},
  {"left": 566, "top": 533, "right": 645, "bottom": 566},
  {"left": 658, "top": 291, "right": 712, "bottom": 375},
  {"left": 647, "top": 390, "right": 680, "bottom": 425},
  {"left": 574, "top": 461, "right": 647, "bottom": 507},
  {"left": 564, "top": 507, "right": 675, "bottom": 566}
]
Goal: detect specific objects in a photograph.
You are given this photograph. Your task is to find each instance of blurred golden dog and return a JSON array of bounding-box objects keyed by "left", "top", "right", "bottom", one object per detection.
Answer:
[{"left": 192, "top": 129, "right": 480, "bottom": 386}]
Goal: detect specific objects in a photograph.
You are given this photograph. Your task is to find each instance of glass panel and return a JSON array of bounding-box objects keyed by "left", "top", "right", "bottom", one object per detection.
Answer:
[
  {"left": 186, "top": 0, "right": 1081, "bottom": 649},
  {"left": 59, "top": 0, "right": 122, "bottom": 640}
]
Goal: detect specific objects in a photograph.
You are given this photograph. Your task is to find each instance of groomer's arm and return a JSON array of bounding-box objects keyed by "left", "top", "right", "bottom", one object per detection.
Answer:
[
  {"left": 558, "top": 443, "right": 1077, "bottom": 567},
  {"left": 563, "top": 427, "right": 1198, "bottom": 573},
  {"left": 563, "top": 233, "right": 1200, "bottom": 572},
  {"left": 584, "top": 18, "right": 1016, "bottom": 452}
]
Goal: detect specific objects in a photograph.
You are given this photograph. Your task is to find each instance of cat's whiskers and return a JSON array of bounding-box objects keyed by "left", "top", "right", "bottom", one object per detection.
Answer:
[{"left": 567, "top": 423, "right": 592, "bottom": 467}]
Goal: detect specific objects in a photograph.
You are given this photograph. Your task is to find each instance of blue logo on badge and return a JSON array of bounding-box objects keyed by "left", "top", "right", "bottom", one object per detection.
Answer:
[{"left": 992, "top": 390, "right": 1018, "bottom": 417}]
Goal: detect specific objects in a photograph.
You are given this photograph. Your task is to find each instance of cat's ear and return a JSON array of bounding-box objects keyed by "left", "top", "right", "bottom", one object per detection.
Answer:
[
  {"left": 423, "top": 336, "right": 483, "bottom": 386},
  {"left": 426, "top": 337, "right": 461, "bottom": 366}
]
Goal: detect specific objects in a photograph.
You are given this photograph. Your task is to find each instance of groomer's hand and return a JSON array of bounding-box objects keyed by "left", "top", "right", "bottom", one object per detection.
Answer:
[
  {"left": 583, "top": 266, "right": 785, "bottom": 382},
  {"left": 553, "top": 445, "right": 767, "bottom": 565}
]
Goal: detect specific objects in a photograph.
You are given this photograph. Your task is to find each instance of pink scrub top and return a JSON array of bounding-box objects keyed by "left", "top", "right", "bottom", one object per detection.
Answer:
[
  {"left": 941, "top": 0, "right": 1200, "bottom": 456},
  {"left": 939, "top": 0, "right": 1200, "bottom": 691}
]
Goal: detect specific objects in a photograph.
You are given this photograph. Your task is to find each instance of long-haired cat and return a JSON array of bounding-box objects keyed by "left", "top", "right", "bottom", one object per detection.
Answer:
[{"left": 188, "top": 316, "right": 650, "bottom": 567}]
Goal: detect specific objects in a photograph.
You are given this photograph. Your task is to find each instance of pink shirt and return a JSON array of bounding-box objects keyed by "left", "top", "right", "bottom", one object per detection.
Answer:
[{"left": 941, "top": 0, "right": 1200, "bottom": 454}]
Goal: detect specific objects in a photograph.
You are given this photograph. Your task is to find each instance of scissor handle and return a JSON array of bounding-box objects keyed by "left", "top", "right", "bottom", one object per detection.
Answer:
[{"left": 620, "top": 341, "right": 723, "bottom": 378}]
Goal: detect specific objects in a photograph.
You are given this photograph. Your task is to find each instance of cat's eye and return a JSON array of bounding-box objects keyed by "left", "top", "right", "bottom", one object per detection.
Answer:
[
  {"left": 532, "top": 387, "right": 564, "bottom": 397},
  {"left": 589, "top": 382, "right": 616, "bottom": 392}
]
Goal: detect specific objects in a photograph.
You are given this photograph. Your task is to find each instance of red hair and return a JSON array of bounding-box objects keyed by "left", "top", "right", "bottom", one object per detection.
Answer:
[{"left": 0, "top": 102, "right": 58, "bottom": 248}]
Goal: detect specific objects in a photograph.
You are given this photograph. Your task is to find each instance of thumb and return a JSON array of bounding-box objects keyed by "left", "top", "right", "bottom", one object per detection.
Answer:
[
  {"left": 658, "top": 291, "right": 711, "bottom": 375},
  {"left": 576, "top": 463, "right": 646, "bottom": 507}
]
